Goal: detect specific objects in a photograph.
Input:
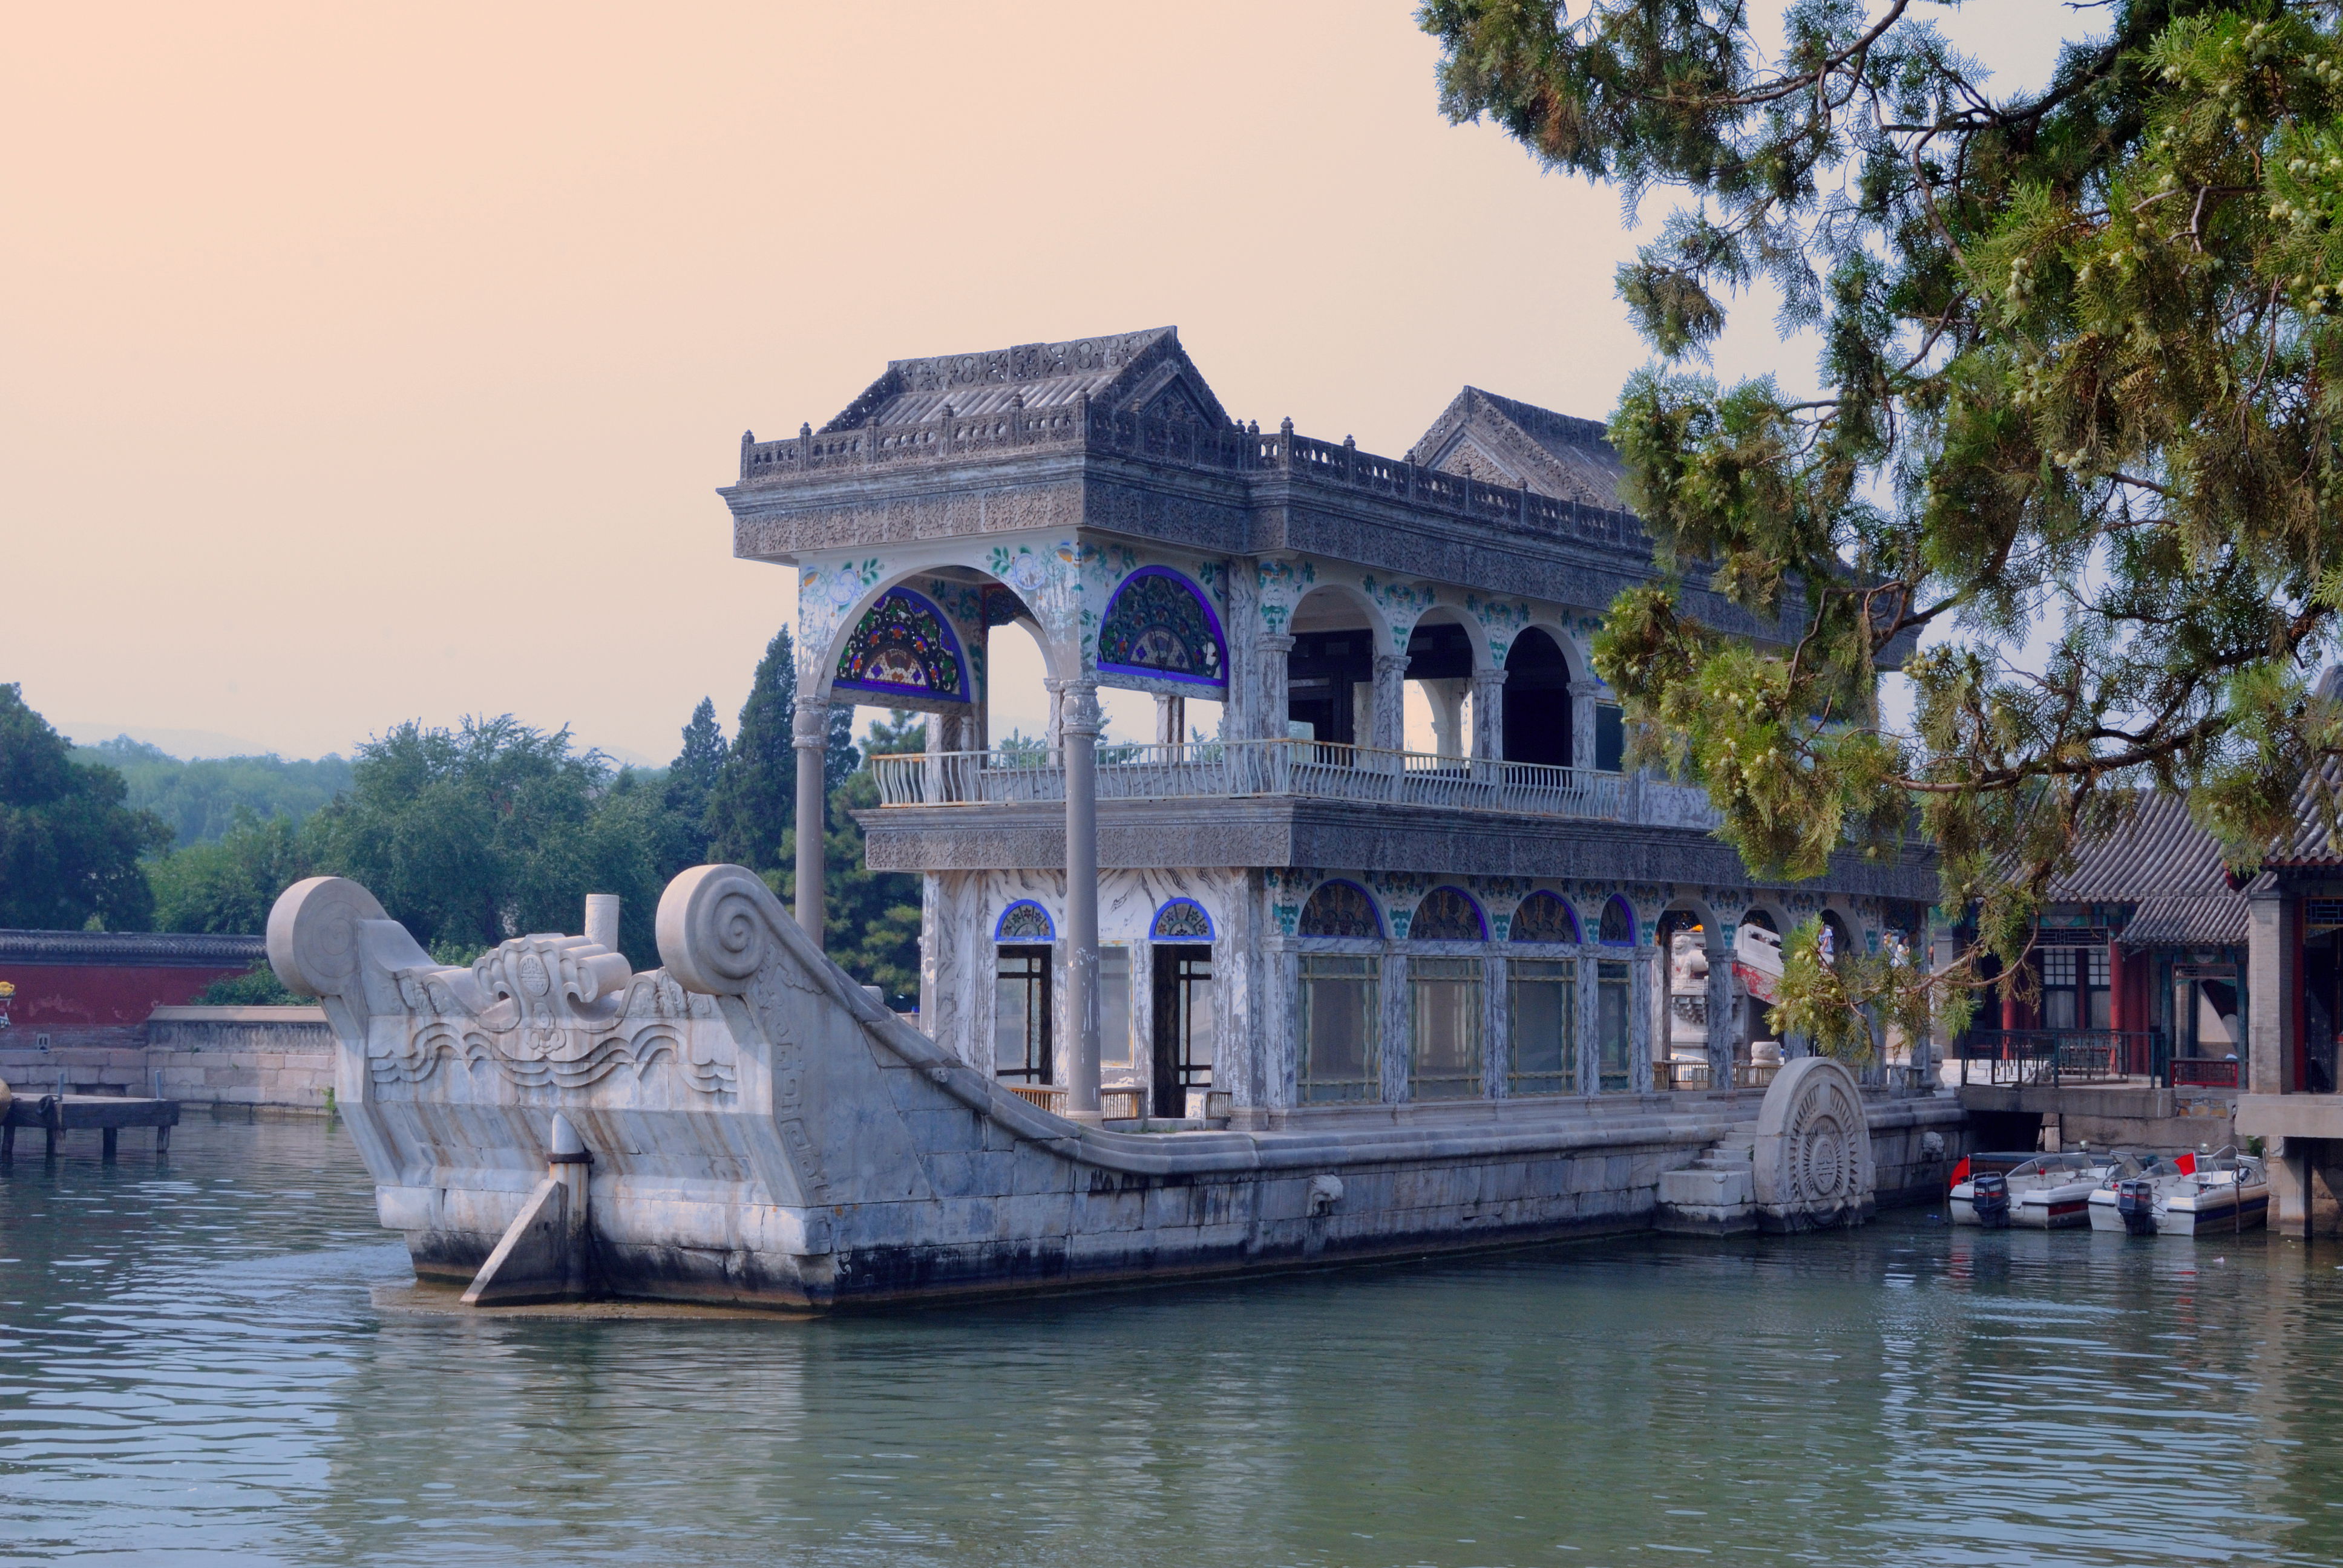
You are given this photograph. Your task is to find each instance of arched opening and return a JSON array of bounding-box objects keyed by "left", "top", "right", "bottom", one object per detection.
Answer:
[
  {"left": 1734, "top": 908, "right": 1785, "bottom": 1062},
  {"left": 1296, "top": 879, "right": 1383, "bottom": 1105},
  {"left": 1286, "top": 588, "right": 1384, "bottom": 748},
  {"left": 1655, "top": 906, "right": 1708, "bottom": 1086},
  {"left": 1501, "top": 627, "right": 1574, "bottom": 768},
  {"left": 1098, "top": 566, "right": 1229, "bottom": 748},
  {"left": 1408, "top": 886, "right": 1486, "bottom": 942},
  {"left": 1509, "top": 891, "right": 1581, "bottom": 945},
  {"left": 1403, "top": 610, "right": 1476, "bottom": 758}
]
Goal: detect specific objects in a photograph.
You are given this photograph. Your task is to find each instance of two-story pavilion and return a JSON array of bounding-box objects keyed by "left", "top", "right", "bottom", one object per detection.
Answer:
[{"left": 719, "top": 328, "right": 1936, "bottom": 1127}]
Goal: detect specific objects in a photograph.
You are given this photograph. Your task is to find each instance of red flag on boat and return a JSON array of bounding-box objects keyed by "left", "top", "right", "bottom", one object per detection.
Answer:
[
  {"left": 1949, "top": 1156, "right": 1971, "bottom": 1191},
  {"left": 2177, "top": 1152, "right": 2197, "bottom": 1175}
]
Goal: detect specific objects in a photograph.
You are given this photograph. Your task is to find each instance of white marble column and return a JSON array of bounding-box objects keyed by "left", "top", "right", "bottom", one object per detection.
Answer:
[
  {"left": 1570, "top": 679, "right": 1602, "bottom": 771},
  {"left": 1381, "top": 949, "right": 1411, "bottom": 1103},
  {"left": 1483, "top": 952, "right": 1509, "bottom": 1098},
  {"left": 1705, "top": 924, "right": 1737, "bottom": 1089},
  {"left": 1425, "top": 679, "right": 1467, "bottom": 758},
  {"left": 1471, "top": 667, "right": 1507, "bottom": 760},
  {"left": 1577, "top": 945, "right": 1602, "bottom": 1094},
  {"left": 1061, "top": 679, "right": 1103, "bottom": 1120},
  {"left": 1371, "top": 653, "right": 1407, "bottom": 754},
  {"left": 793, "top": 697, "right": 829, "bottom": 949},
  {"left": 1257, "top": 634, "right": 1296, "bottom": 742},
  {"left": 1631, "top": 940, "right": 1656, "bottom": 1093},
  {"left": 2249, "top": 886, "right": 2293, "bottom": 1096}
]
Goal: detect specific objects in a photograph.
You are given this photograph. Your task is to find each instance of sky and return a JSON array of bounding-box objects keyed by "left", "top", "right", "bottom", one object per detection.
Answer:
[{"left": 4, "top": 2, "right": 2078, "bottom": 764}]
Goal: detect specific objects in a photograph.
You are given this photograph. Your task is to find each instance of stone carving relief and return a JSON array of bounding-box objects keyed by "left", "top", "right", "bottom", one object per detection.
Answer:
[
  {"left": 376, "top": 938, "right": 736, "bottom": 1095},
  {"left": 1751, "top": 1057, "right": 1875, "bottom": 1230}
]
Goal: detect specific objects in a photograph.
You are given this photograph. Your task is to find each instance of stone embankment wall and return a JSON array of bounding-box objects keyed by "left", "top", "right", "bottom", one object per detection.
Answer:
[
  {"left": 1957, "top": 1084, "right": 2236, "bottom": 1154},
  {"left": 0, "top": 1007, "right": 334, "bottom": 1110}
]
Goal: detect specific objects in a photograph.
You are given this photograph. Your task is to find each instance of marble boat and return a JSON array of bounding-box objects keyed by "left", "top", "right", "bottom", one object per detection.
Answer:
[{"left": 267, "top": 869, "right": 1958, "bottom": 1312}]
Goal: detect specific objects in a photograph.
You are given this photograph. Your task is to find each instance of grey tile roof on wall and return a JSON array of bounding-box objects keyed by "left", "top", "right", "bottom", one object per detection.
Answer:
[
  {"left": 2050, "top": 792, "right": 2233, "bottom": 901},
  {"left": 2046, "top": 792, "right": 2249, "bottom": 947},
  {"left": 0, "top": 929, "right": 267, "bottom": 967}
]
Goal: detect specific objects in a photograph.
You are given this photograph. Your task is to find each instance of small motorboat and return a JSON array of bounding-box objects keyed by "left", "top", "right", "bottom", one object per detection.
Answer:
[
  {"left": 1951, "top": 1150, "right": 2134, "bottom": 1228},
  {"left": 2086, "top": 1149, "right": 2269, "bottom": 1236}
]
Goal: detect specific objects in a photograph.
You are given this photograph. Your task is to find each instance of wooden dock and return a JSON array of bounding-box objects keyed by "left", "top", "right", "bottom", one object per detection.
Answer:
[{"left": 2, "top": 1094, "right": 182, "bottom": 1157}]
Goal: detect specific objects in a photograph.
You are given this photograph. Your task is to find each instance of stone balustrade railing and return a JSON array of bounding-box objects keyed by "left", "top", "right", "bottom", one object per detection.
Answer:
[
  {"left": 736, "top": 405, "right": 1645, "bottom": 549},
  {"left": 866, "top": 739, "right": 1722, "bottom": 828}
]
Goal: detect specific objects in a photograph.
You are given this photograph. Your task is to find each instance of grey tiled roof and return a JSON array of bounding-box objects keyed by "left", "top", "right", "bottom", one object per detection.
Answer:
[
  {"left": 820, "top": 327, "right": 1231, "bottom": 431},
  {"left": 2046, "top": 792, "right": 2251, "bottom": 947},
  {"left": 1406, "top": 386, "right": 1628, "bottom": 510},
  {"left": 2050, "top": 792, "right": 2233, "bottom": 901}
]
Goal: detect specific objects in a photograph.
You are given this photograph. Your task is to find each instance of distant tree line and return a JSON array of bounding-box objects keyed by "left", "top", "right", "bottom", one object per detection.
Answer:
[{"left": 0, "top": 627, "right": 928, "bottom": 1009}]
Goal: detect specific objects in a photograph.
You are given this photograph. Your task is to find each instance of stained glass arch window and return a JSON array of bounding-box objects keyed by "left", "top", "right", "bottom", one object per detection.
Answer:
[
  {"left": 1509, "top": 892, "right": 1581, "bottom": 944},
  {"left": 995, "top": 901, "right": 1054, "bottom": 942},
  {"left": 1298, "top": 880, "right": 1382, "bottom": 939},
  {"left": 1598, "top": 895, "right": 1637, "bottom": 947},
  {"left": 836, "top": 587, "right": 970, "bottom": 705},
  {"left": 1097, "top": 567, "right": 1227, "bottom": 691},
  {"left": 1150, "top": 898, "right": 1214, "bottom": 941},
  {"left": 1409, "top": 886, "right": 1486, "bottom": 942}
]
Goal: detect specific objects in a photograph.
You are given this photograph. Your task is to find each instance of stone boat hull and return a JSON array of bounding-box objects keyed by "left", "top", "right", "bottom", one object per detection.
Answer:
[{"left": 269, "top": 867, "right": 1961, "bottom": 1311}]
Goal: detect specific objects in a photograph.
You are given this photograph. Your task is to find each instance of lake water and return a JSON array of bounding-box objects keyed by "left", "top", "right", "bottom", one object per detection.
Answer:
[{"left": 2, "top": 1112, "right": 2339, "bottom": 1567}]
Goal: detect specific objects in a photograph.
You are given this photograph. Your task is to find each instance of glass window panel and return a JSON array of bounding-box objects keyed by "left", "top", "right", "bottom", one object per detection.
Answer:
[
  {"left": 1410, "top": 957, "right": 1483, "bottom": 1100},
  {"left": 1099, "top": 947, "right": 1132, "bottom": 1066},
  {"left": 1299, "top": 955, "right": 1380, "bottom": 1103},
  {"left": 1509, "top": 958, "right": 1576, "bottom": 1096},
  {"left": 1180, "top": 953, "right": 1214, "bottom": 1085},
  {"left": 1597, "top": 959, "right": 1633, "bottom": 1091},
  {"left": 993, "top": 947, "right": 1050, "bottom": 1082}
]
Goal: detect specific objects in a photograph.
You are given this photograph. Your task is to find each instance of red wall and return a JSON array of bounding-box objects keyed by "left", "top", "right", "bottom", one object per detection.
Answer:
[{"left": 2, "top": 962, "right": 251, "bottom": 1030}]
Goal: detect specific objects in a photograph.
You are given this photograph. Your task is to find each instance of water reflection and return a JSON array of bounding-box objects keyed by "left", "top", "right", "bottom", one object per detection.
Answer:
[{"left": 2, "top": 1115, "right": 2340, "bottom": 1565}]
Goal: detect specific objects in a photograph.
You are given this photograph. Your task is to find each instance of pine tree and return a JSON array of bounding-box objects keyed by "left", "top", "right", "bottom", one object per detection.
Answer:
[
  {"left": 704, "top": 628, "right": 798, "bottom": 872},
  {"left": 663, "top": 697, "right": 727, "bottom": 863},
  {"left": 1421, "top": 1, "right": 2343, "bottom": 1049}
]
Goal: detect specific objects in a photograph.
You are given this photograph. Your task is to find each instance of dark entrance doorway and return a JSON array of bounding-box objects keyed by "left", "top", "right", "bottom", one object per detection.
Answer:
[{"left": 1152, "top": 944, "right": 1214, "bottom": 1117}]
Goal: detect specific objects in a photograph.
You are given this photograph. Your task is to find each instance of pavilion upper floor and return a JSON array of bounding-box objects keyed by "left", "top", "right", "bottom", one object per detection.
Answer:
[{"left": 718, "top": 326, "right": 1816, "bottom": 650}]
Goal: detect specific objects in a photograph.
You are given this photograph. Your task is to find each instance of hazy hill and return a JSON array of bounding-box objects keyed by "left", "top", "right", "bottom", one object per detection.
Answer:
[{"left": 74, "top": 736, "right": 356, "bottom": 846}]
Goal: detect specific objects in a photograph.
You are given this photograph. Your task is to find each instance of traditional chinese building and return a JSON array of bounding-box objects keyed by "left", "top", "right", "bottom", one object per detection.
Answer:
[{"left": 718, "top": 327, "right": 1939, "bottom": 1125}]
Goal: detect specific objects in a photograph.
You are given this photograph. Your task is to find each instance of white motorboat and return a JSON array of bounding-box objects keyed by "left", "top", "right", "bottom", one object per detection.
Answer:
[
  {"left": 1951, "top": 1150, "right": 2135, "bottom": 1228},
  {"left": 2086, "top": 1149, "right": 2269, "bottom": 1236}
]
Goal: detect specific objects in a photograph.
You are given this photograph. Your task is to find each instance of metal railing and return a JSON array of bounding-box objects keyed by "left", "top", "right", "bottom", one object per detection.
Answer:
[
  {"left": 1954, "top": 1030, "right": 2152, "bottom": 1087},
  {"left": 868, "top": 740, "right": 1636, "bottom": 823},
  {"left": 2168, "top": 1056, "right": 2241, "bottom": 1089},
  {"left": 1653, "top": 1059, "right": 1781, "bottom": 1093}
]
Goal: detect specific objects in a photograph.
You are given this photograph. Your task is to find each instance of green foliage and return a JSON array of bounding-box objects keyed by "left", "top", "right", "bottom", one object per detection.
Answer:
[
  {"left": 705, "top": 628, "right": 798, "bottom": 871},
  {"left": 76, "top": 737, "right": 354, "bottom": 847},
  {"left": 662, "top": 697, "right": 727, "bottom": 866},
  {"left": 1422, "top": 0, "right": 2343, "bottom": 1039},
  {"left": 194, "top": 964, "right": 299, "bottom": 1006},
  {"left": 0, "top": 685, "right": 171, "bottom": 930},
  {"left": 762, "top": 710, "right": 926, "bottom": 1009},
  {"left": 149, "top": 809, "right": 314, "bottom": 934},
  {"left": 704, "top": 626, "right": 860, "bottom": 874},
  {"left": 303, "top": 715, "right": 669, "bottom": 965}
]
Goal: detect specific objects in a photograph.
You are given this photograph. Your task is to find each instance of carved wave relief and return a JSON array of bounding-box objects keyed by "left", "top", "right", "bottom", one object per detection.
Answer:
[{"left": 367, "top": 935, "right": 738, "bottom": 1097}]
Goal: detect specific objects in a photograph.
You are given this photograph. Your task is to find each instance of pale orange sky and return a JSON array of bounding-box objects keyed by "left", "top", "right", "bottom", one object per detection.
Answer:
[{"left": 2, "top": 2, "right": 2073, "bottom": 763}]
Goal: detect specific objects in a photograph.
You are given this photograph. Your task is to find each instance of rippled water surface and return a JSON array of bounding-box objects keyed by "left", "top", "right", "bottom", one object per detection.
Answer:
[{"left": 4, "top": 1114, "right": 2342, "bottom": 1566}]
